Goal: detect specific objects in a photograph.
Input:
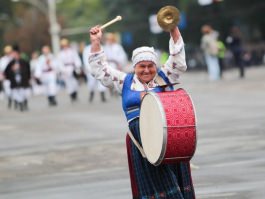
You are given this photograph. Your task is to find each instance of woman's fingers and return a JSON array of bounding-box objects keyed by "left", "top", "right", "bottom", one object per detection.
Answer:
[{"left": 90, "top": 26, "right": 101, "bottom": 35}]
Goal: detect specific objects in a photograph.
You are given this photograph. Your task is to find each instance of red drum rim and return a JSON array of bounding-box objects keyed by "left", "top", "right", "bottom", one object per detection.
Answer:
[{"left": 188, "top": 90, "right": 198, "bottom": 158}]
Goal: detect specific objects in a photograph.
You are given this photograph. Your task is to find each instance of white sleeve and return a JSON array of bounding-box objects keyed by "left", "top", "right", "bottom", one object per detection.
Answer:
[
  {"left": 51, "top": 56, "right": 61, "bottom": 73},
  {"left": 89, "top": 50, "right": 126, "bottom": 93},
  {"left": 82, "top": 46, "right": 91, "bottom": 73},
  {"left": 160, "top": 36, "right": 187, "bottom": 83},
  {"left": 56, "top": 53, "right": 67, "bottom": 73},
  {"left": 82, "top": 46, "right": 90, "bottom": 68},
  {"left": 73, "top": 50, "right": 82, "bottom": 68},
  {"left": 34, "top": 57, "right": 42, "bottom": 79},
  {"left": 0, "top": 58, "right": 3, "bottom": 72}
]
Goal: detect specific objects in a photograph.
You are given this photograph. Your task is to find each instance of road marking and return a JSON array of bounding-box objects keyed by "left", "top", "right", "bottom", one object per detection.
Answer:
[
  {"left": 198, "top": 192, "right": 237, "bottom": 198},
  {"left": 209, "top": 158, "right": 265, "bottom": 168},
  {"left": 0, "top": 125, "right": 15, "bottom": 130}
]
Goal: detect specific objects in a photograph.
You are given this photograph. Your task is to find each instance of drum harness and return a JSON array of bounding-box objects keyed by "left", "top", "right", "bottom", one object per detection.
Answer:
[{"left": 128, "top": 130, "right": 147, "bottom": 158}]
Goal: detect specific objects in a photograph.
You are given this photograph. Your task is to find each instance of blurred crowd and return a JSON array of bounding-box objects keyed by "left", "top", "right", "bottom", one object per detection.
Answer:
[
  {"left": 0, "top": 26, "right": 264, "bottom": 112},
  {"left": 193, "top": 25, "right": 265, "bottom": 80},
  {"left": 0, "top": 32, "right": 131, "bottom": 112}
]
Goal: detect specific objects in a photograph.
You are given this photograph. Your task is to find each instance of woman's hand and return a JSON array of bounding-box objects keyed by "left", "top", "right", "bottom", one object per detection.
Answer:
[
  {"left": 90, "top": 25, "right": 102, "bottom": 53},
  {"left": 170, "top": 27, "right": 180, "bottom": 43}
]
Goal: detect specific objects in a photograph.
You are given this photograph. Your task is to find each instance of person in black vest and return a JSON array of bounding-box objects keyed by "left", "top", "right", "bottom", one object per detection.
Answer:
[
  {"left": 226, "top": 26, "right": 245, "bottom": 78},
  {"left": 4, "top": 45, "right": 31, "bottom": 111}
]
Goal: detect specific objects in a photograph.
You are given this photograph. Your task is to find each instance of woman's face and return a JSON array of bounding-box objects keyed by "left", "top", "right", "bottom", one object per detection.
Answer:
[{"left": 134, "top": 61, "right": 157, "bottom": 83}]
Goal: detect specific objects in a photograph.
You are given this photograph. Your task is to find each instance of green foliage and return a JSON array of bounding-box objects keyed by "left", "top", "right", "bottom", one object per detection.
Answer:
[
  {"left": 57, "top": 0, "right": 108, "bottom": 42},
  {"left": 0, "top": 1, "right": 13, "bottom": 53},
  {"left": 0, "top": 0, "right": 264, "bottom": 56}
]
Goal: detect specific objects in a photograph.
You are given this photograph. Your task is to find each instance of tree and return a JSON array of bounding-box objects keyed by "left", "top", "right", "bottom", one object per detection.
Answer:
[
  {"left": 56, "top": 0, "right": 108, "bottom": 43},
  {"left": 5, "top": 4, "right": 49, "bottom": 54},
  {"left": 0, "top": 1, "right": 13, "bottom": 53},
  {"left": 1, "top": 0, "right": 263, "bottom": 57},
  {"left": 0, "top": 1, "right": 50, "bottom": 55}
]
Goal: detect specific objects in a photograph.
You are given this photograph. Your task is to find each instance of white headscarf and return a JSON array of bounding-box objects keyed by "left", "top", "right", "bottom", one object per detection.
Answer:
[{"left": 132, "top": 46, "right": 158, "bottom": 67}]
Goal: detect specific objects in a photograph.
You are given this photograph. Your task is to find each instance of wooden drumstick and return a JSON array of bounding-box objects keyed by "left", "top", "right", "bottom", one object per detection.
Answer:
[{"left": 101, "top": 16, "right": 122, "bottom": 29}]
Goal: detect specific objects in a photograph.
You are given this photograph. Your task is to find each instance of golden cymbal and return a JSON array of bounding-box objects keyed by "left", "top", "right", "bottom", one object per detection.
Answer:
[{"left": 157, "top": 6, "right": 180, "bottom": 32}]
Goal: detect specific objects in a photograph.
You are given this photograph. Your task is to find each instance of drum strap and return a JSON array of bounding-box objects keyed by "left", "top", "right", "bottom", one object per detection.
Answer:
[
  {"left": 154, "top": 75, "right": 167, "bottom": 86},
  {"left": 127, "top": 131, "right": 146, "bottom": 158},
  {"left": 154, "top": 74, "right": 179, "bottom": 88}
]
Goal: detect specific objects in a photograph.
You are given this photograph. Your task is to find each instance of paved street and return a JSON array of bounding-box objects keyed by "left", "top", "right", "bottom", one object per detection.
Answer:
[{"left": 0, "top": 66, "right": 265, "bottom": 199}]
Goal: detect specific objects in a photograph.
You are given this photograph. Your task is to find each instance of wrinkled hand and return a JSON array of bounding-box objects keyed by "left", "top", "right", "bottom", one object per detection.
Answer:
[
  {"left": 89, "top": 25, "right": 102, "bottom": 53},
  {"left": 170, "top": 27, "right": 180, "bottom": 43},
  {"left": 90, "top": 26, "right": 102, "bottom": 43}
]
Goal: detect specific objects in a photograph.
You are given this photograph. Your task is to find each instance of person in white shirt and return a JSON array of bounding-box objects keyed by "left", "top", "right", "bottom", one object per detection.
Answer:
[
  {"left": 57, "top": 38, "right": 82, "bottom": 102},
  {"left": 103, "top": 32, "right": 128, "bottom": 97},
  {"left": 35, "top": 45, "right": 59, "bottom": 106},
  {"left": 0, "top": 45, "right": 13, "bottom": 106},
  {"left": 82, "top": 44, "right": 107, "bottom": 103},
  {"left": 103, "top": 32, "right": 128, "bottom": 71},
  {"left": 30, "top": 51, "right": 44, "bottom": 96}
]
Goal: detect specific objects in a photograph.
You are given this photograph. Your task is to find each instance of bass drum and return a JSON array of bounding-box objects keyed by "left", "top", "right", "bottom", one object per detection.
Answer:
[{"left": 139, "top": 88, "right": 197, "bottom": 166}]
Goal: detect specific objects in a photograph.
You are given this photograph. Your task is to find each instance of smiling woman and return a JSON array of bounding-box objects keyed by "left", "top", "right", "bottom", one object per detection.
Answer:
[
  {"left": 134, "top": 60, "right": 157, "bottom": 84},
  {"left": 88, "top": 23, "right": 195, "bottom": 198},
  {"left": 132, "top": 47, "right": 158, "bottom": 84}
]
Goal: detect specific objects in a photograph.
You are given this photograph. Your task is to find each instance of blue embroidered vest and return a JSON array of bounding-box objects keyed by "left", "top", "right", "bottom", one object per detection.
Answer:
[{"left": 122, "top": 70, "right": 173, "bottom": 123}]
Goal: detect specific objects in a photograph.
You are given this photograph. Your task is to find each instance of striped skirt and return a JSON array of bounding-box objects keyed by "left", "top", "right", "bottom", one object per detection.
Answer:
[{"left": 126, "top": 119, "right": 195, "bottom": 199}]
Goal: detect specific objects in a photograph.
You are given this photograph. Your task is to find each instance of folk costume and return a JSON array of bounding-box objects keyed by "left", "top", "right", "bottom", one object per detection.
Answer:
[
  {"left": 0, "top": 46, "right": 13, "bottom": 107},
  {"left": 57, "top": 39, "right": 82, "bottom": 102},
  {"left": 89, "top": 34, "right": 195, "bottom": 198},
  {"left": 4, "top": 57, "right": 31, "bottom": 111},
  {"left": 35, "top": 51, "right": 59, "bottom": 106},
  {"left": 83, "top": 45, "right": 107, "bottom": 102},
  {"left": 103, "top": 32, "right": 128, "bottom": 71}
]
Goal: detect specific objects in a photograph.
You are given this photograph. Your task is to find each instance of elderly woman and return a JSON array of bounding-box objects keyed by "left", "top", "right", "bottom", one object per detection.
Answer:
[{"left": 89, "top": 26, "right": 195, "bottom": 199}]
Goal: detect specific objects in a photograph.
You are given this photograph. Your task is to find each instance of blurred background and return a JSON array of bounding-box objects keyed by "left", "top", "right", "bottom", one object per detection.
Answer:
[
  {"left": 0, "top": 0, "right": 264, "bottom": 69},
  {"left": 0, "top": 1, "right": 265, "bottom": 198}
]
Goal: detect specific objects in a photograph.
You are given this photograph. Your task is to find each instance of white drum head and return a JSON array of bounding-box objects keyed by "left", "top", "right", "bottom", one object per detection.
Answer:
[{"left": 140, "top": 93, "right": 166, "bottom": 165}]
